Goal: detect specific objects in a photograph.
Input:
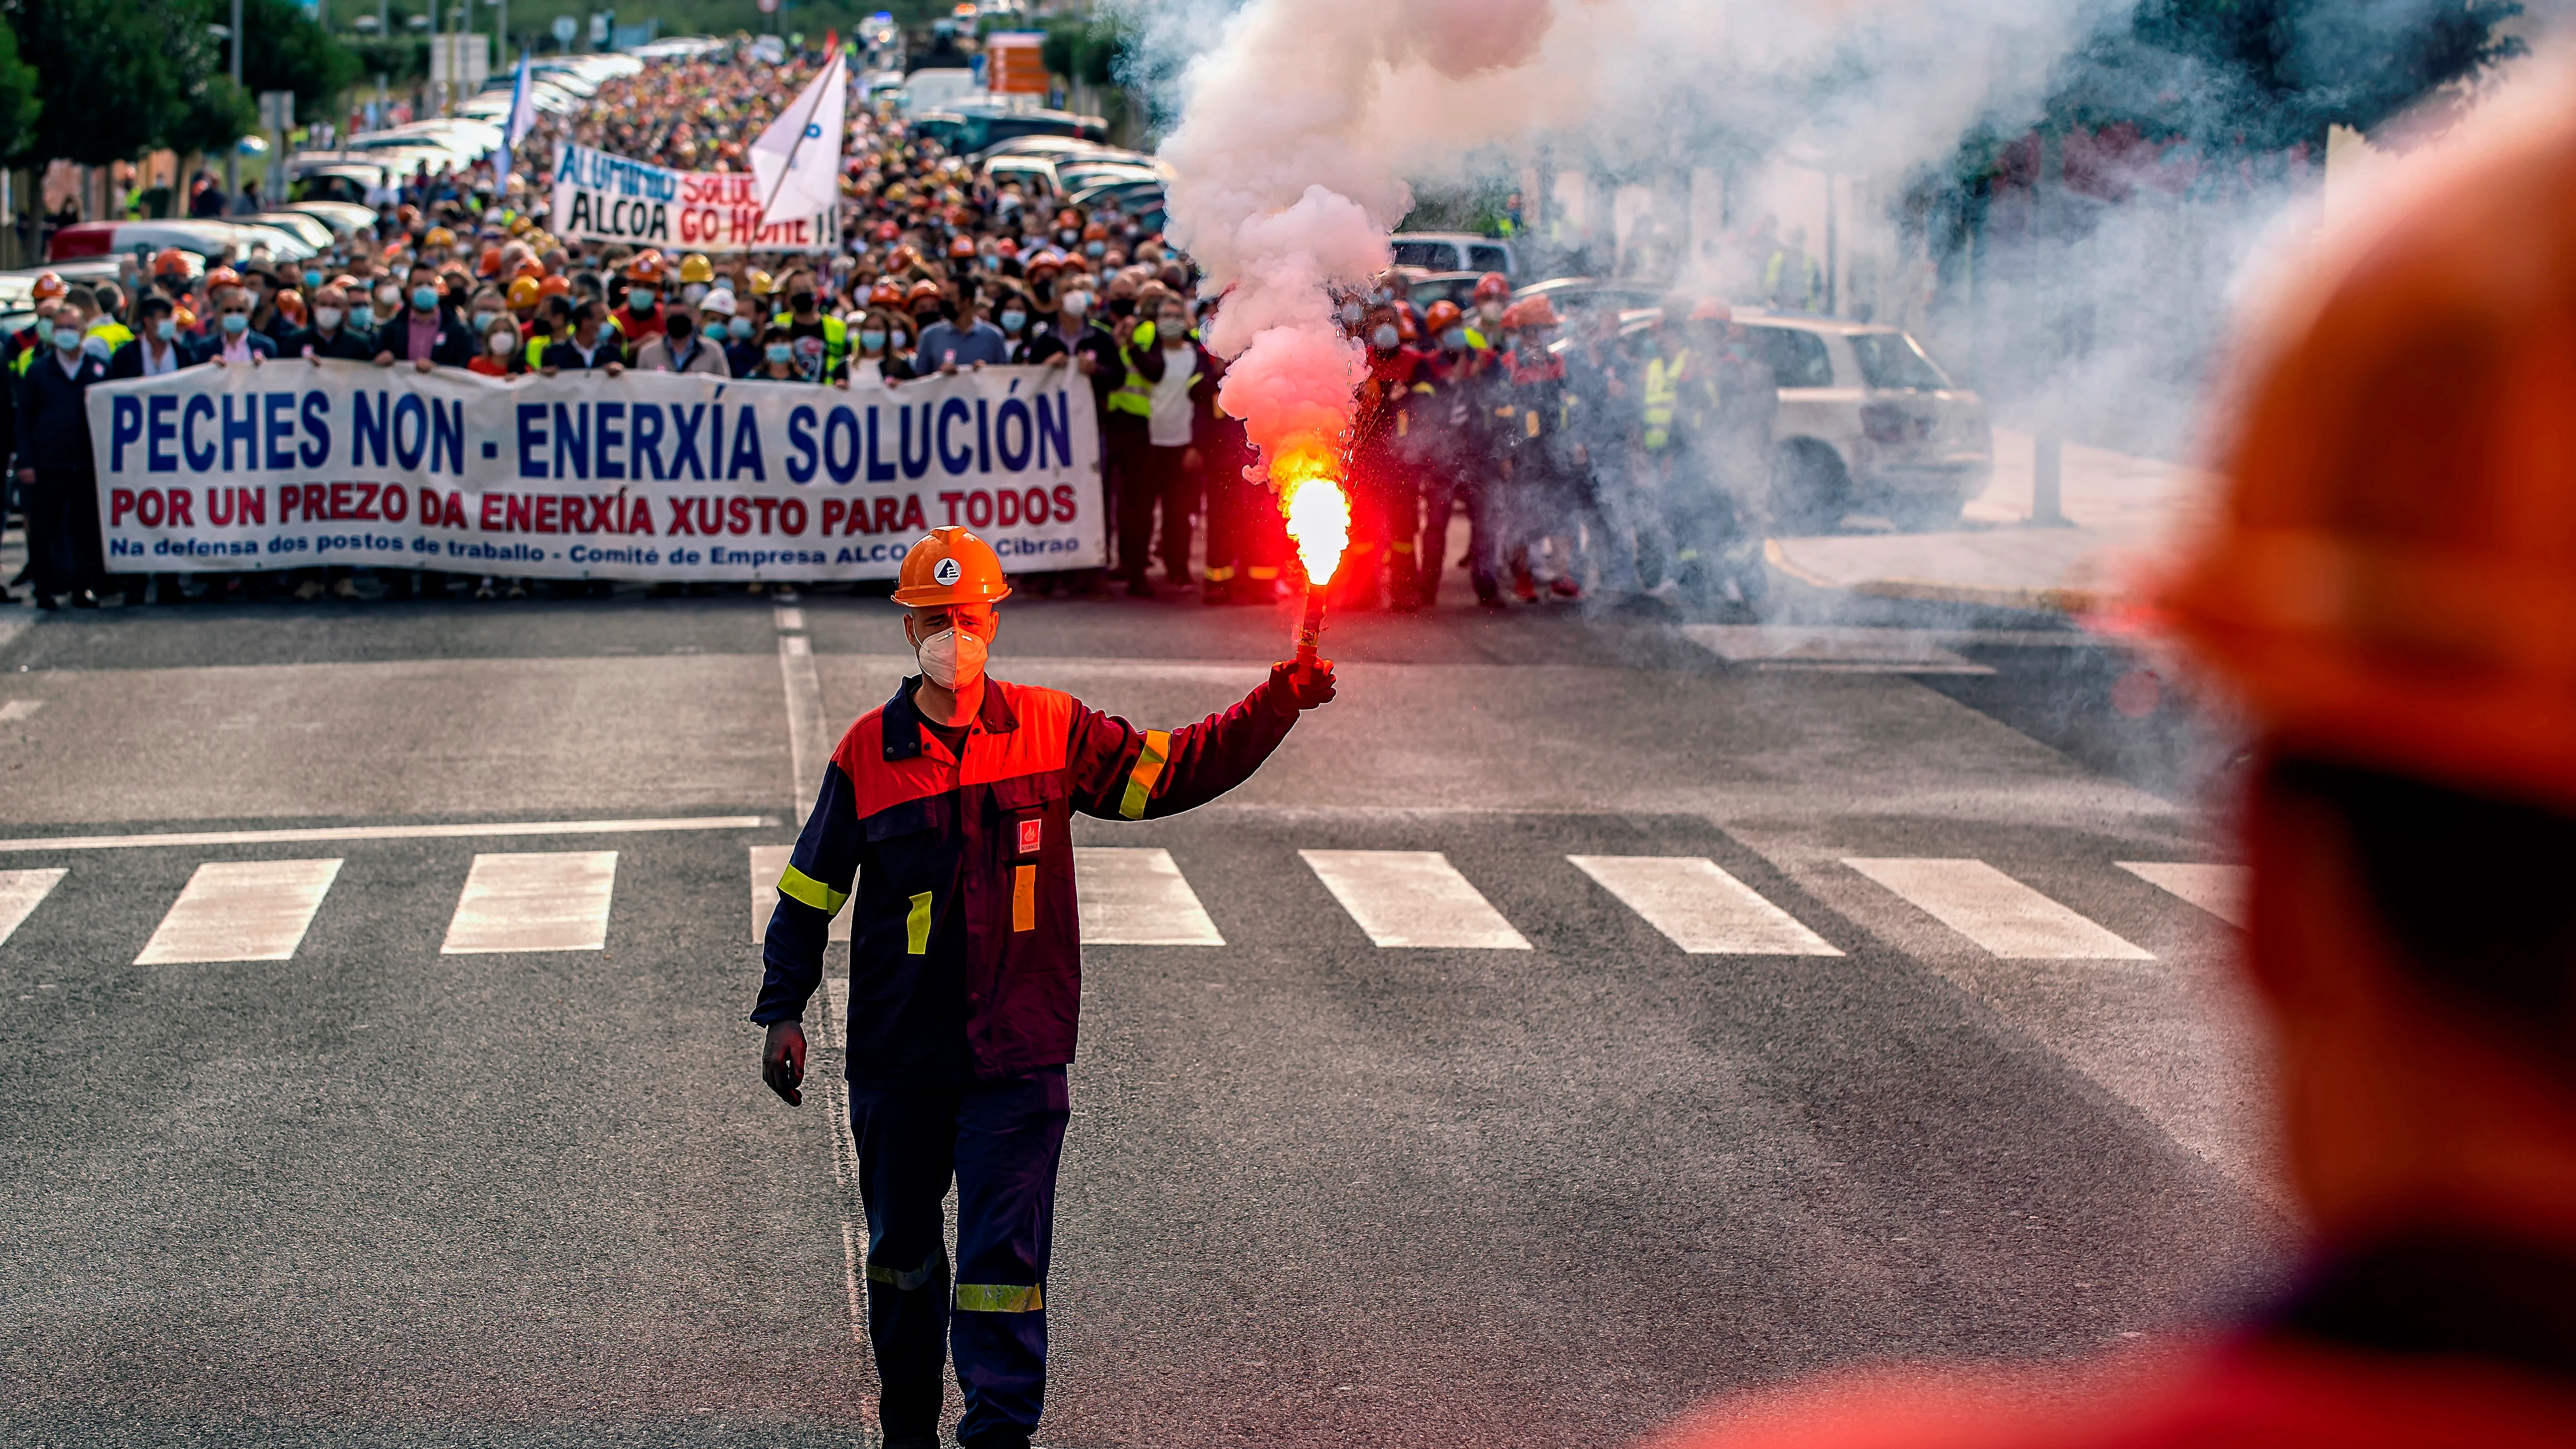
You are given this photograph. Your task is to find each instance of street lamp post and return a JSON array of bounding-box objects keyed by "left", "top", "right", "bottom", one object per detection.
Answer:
[{"left": 222, "top": 0, "right": 244, "bottom": 203}]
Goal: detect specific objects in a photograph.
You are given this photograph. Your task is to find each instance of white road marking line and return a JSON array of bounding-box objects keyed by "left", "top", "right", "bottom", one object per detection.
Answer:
[
  {"left": 135, "top": 859, "right": 342, "bottom": 965},
  {"left": 1075, "top": 847, "right": 1224, "bottom": 945},
  {"left": 0, "top": 816, "right": 766, "bottom": 853},
  {"left": 1680, "top": 624, "right": 1996, "bottom": 675},
  {"left": 0, "top": 868, "right": 67, "bottom": 945},
  {"left": 1843, "top": 858, "right": 2152, "bottom": 959},
  {"left": 1300, "top": 850, "right": 1531, "bottom": 950},
  {"left": 775, "top": 607, "right": 806, "bottom": 632},
  {"left": 0, "top": 700, "right": 44, "bottom": 721},
  {"left": 778, "top": 605, "right": 831, "bottom": 828},
  {"left": 750, "top": 844, "right": 850, "bottom": 944},
  {"left": 2118, "top": 862, "right": 2249, "bottom": 929},
  {"left": 1568, "top": 855, "right": 1842, "bottom": 955},
  {"left": 440, "top": 852, "right": 618, "bottom": 954},
  {"left": 821, "top": 975, "right": 864, "bottom": 1348}
]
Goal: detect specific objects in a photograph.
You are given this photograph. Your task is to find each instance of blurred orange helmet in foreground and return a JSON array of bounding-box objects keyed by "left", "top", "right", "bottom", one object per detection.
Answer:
[
  {"left": 2160, "top": 113, "right": 2576, "bottom": 811},
  {"left": 892, "top": 527, "right": 1011, "bottom": 607}
]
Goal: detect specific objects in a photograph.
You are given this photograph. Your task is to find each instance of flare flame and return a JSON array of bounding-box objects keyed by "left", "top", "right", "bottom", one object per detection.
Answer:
[{"left": 1273, "top": 439, "right": 1351, "bottom": 586}]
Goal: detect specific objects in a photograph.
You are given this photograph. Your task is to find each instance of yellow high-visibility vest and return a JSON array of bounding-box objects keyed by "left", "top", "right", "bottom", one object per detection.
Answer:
[{"left": 1644, "top": 349, "right": 1691, "bottom": 451}]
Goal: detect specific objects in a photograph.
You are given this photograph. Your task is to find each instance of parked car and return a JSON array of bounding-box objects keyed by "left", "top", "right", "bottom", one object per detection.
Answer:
[
  {"left": 47, "top": 220, "right": 314, "bottom": 265},
  {"left": 243, "top": 211, "right": 337, "bottom": 251},
  {"left": 283, "top": 200, "right": 378, "bottom": 237},
  {"left": 1389, "top": 231, "right": 1519, "bottom": 279},
  {"left": 1405, "top": 271, "right": 1485, "bottom": 315},
  {"left": 1512, "top": 276, "right": 1665, "bottom": 330},
  {"left": 910, "top": 104, "right": 1107, "bottom": 156},
  {"left": 1610, "top": 307, "right": 1992, "bottom": 531}
]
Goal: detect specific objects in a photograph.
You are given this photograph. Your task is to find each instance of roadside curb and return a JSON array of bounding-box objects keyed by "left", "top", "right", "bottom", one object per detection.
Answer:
[{"left": 1762, "top": 539, "right": 2107, "bottom": 615}]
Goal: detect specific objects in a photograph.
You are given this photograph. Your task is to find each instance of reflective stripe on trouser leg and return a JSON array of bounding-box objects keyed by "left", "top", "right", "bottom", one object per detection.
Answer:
[
  {"left": 850, "top": 1081, "right": 963, "bottom": 1442},
  {"left": 949, "top": 1066, "right": 1071, "bottom": 1446}
]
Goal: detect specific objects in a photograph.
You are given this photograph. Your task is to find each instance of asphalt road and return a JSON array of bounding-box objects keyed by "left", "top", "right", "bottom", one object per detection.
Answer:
[{"left": 0, "top": 578, "right": 2286, "bottom": 1447}]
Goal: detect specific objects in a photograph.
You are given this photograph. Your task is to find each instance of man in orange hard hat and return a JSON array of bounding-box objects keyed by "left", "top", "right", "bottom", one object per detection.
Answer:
[
  {"left": 1650, "top": 104, "right": 2576, "bottom": 1449},
  {"left": 750, "top": 528, "right": 1336, "bottom": 1449}
]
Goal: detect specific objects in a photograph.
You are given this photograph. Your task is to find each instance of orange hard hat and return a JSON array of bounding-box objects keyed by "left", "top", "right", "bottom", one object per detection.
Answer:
[
  {"left": 205, "top": 266, "right": 242, "bottom": 290},
  {"left": 624, "top": 250, "right": 667, "bottom": 283},
  {"left": 537, "top": 274, "right": 572, "bottom": 298},
  {"left": 477, "top": 246, "right": 503, "bottom": 277},
  {"left": 868, "top": 280, "right": 904, "bottom": 308},
  {"left": 29, "top": 271, "right": 65, "bottom": 301},
  {"left": 906, "top": 279, "right": 943, "bottom": 306},
  {"left": 2159, "top": 116, "right": 2576, "bottom": 812},
  {"left": 1472, "top": 272, "right": 1511, "bottom": 303},
  {"left": 1423, "top": 299, "right": 1463, "bottom": 334},
  {"left": 514, "top": 258, "right": 546, "bottom": 282},
  {"left": 1081, "top": 221, "right": 1108, "bottom": 241},
  {"left": 1507, "top": 296, "right": 1561, "bottom": 329},
  {"left": 506, "top": 276, "right": 542, "bottom": 309},
  {"left": 150, "top": 249, "right": 190, "bottom": 279},
  {"left": 1690, "top": 296, "right": 1732, "bottom": 323},
  {"left": 1394, "top": 300, "right": 1420, "bottom": 343},
  {"left": 948, "top": 234, "right": 976, "bottom": 258},
  {"left": 891, "top": 526, "right": 1012, "bottom": 607}
]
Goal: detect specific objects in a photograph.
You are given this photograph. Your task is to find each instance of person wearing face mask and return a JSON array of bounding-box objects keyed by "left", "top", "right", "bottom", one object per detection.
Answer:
[
  {"left": 7, "top": 272, "right": 67, "bottom": 366},
  {"left": 468, "top": 316, "right": 528, "bottom": 377},
  {"left": 1121, "top": 291, "right": 1220, "bottom": 599},
  {"left": 914, "top": 284, "right": 1008, "bottom": 374},
  {"left": 1080, "top": 221, "right": 1109, "bottom": 260},
  {"left": 1341, "top": 303, "right": 1431, "bottom": 610},
  {"left": 988, "top": 288, "right": 1061, "bottom": 367},
  {"left": 285, "top": 281, "right": 376, "bottom": 362},
  {"left": 853, "top": 308, "right": 920, "bottom": 386},
  {"left": 771, "top": 271, "right": 849, "bottom": 382},
  {"left": 538, "top": 300, "right": 627, "bottom": 376},
  {"left": 12, "top": 297, "right": 114, "bottom": 608},
  {"left": 634, "top": 303, "right": 728, "bottom": 376},
  {"left": 749, "top": 323, "right": 815, "bottom": 384},
  {"left": 703, "top": 289, "right": 763, "bottom": 379},
  {"left": 192, "top": 284, "right": 278, "bottom": 366},
  {"left": 372, "top": 266, "right": 475, "bottom": 371},
  {"left": 106, "top": 294, "right": 189, "bottom": 379},
  {"left": 751, "top": 526, "right": 1336, "bottom": 1449},
  {"left": 677, "top": 252, "right": 713, "bottom": 309},
  {"left": 610, "top": 252, "right": 668, "bottom": 344}
]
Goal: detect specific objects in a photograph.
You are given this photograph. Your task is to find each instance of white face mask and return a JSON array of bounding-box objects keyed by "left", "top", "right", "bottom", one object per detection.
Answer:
[{"left": 914, "top": 625, "right": 986, "bottom": 692}]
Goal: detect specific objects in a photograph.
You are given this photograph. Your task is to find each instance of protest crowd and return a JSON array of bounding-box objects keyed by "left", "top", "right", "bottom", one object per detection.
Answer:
[{"left": 4, "top": 40, "right": 1779, "bottom": 614}]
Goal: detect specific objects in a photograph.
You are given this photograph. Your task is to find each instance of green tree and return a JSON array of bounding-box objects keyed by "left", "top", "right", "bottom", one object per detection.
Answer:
[
  {"left": 3, "top": 0, "right": 184, "bottom": 165},
  {"left": 232, "top": 0, "right": 360, "bottom": 119}
]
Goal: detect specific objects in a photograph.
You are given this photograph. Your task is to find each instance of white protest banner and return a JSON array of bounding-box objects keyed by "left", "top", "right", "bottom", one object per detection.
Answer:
[
  {"left": 550, "top": 142, "right": 838, "bottom": 253},
  {"left": 88, "top": 361, "right": 1104, "bottom": 582}
]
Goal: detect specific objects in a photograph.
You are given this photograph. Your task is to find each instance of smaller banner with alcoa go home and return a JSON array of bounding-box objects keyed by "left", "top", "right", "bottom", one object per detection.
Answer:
[
  {"left": 86, "top": 361, "right": 1104, "bottom": 582},
  {"left": 552, "top": 142, "right": 837, "bottom": 253}
]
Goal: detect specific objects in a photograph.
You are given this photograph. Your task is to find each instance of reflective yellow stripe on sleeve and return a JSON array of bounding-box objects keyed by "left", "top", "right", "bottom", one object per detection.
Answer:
[
  {"left": 906, "top": 891, "right": 933, "bottom": 954},
  {"left": 954, "top": 1282, "right": 1043, "bottom": 1313},
  {"left": 1118, "top": 729, "right": 1171, "bottom": 820},
  {"left": 777, "top": 863, "right": 849, "bottom": 914},
  {"left": 1013, "top": 864, "right": 1036, "bottom": 932}
]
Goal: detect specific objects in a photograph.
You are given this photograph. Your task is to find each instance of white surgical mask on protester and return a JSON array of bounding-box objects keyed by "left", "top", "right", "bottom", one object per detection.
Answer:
[
  {"left": 1339, "top": 300, "right": 1363, "bottom": 326},
  {"left": 915, "top": 626, "right": 986, "bottom": 692},
  {"left": 488, "top": 330, "right": 516, "bottom": 355},
  {"left": 1371, "top": 324, "right": 1399, "bottom": 350},
  {"left": 314, "top": 306, "right": 344, "bottom": 330},
  {"left": 1059, "top": 291, "right": 1090, "bottom": 321}
]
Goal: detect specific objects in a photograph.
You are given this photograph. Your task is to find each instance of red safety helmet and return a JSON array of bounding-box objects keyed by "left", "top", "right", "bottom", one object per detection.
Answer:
[
  {"left": 1690, "top": 296, "right": 1732, "bottom": 323},
  {"left": 1393, "top": 300, "right": 1421, "bottom": 343},
  {"left": 149, "top": 249, "right": 190, "bottom": 280},
  {"left": 1472, "top": 272, "right": 1511, "bottom": 304},
  {"left": 948, "top": 234, "right": 976, "bottom": 259},
  {"left": 1506, "top": 296, "right": 1561, "bottom": 330},
  {"left": 477, "top": 247, "right": 503, "bottom": 277},
  {"left": 204, "top": 266, "right": 242, "bottom": 291},
  {"left": 905, "top": 279, "right": 944, "bottom": 307},
  {"left": 29, "top": 271, "right": 66, "bottom": 301},
  {"left": 1423, "top": 299, "right": 1463, "bottom": 334},
  {"left": 1025, "top": 251, "right": 1061, "bottom": 277},
  {"left": 868, "top": 280, "right": 904, "bottom": 308}
]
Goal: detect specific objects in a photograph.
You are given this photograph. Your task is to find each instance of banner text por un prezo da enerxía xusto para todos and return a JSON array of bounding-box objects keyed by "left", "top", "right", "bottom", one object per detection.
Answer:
[
  {"left": 551, "top": 142, "right": 837, "bottom": 253},
  {"left": 86, "top": 361, "right": 1104, "bottom": 582}
]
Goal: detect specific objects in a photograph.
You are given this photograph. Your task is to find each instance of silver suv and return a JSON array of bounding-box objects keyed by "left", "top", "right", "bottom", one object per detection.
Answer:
[{"left": 1614, "top": 309, "right": 1993, "bottom": 530}]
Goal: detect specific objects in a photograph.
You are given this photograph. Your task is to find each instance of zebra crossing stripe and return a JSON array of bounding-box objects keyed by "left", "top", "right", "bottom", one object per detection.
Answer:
[
  {"left": 750, "top": 845, "right": 852, "bottom": 944},
  {"left": 1568, "top": 855, "right": 1842, "bottom": 955},
  {"left": 1075, "top": 847, "right": 1224, "bottom": 945},
  {"left": 1299, "top": 850, "right": 1531, "bottom": 950},
  {"left": 135, "top": 859, "right": 343, "bottom": 965},
  {"left": 2117, "top": 862, "right": 2247, "bottom": 929},
  {"left": 1843, "top": 858, "right": 2152, "bottom": 960},
  {"left": 0, "top": 868, "right": 66, "bottom": 947},
  {"left": 441, "top": 852, "right": 618, "bottom": 954}
]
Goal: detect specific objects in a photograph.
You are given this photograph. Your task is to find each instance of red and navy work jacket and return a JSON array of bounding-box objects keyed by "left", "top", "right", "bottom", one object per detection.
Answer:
[{"left": 751, "top": 673, "right": 1297, "bottom": 1084}]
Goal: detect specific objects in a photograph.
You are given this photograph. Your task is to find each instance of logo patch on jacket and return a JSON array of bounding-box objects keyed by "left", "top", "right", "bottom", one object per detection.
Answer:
[{"left": 1017, "top": 817, "right": 1042, "bottom": 855}]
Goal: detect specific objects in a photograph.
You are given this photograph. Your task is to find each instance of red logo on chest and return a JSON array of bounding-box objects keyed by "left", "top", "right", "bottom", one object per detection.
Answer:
[{"left": 1017, "top": 818, "right": 1043, "bottom": 855}]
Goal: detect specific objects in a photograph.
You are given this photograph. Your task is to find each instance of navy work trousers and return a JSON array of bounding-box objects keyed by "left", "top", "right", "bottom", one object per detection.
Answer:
[{"left": 850, "top": 1066, "right": 1070, "bottom": 1446}]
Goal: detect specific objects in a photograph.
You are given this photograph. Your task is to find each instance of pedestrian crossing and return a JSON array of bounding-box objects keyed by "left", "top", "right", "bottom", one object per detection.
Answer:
[{"left": 0, "top": 844, "right": 2242, "bottom": 966}]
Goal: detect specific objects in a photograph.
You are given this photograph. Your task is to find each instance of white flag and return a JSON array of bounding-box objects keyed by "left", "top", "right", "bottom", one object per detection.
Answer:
[{"left": 749, "top": 52, "right": 848, "bottom": 231}]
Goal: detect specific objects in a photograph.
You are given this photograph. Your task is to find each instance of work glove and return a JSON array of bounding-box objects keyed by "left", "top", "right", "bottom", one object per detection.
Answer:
[
  {"left": 762, "top": 1020, "right": 808, "bottom": 1107},
  {"left": 1267, "top": 658, "right": 1337, "bottom": 716}
]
